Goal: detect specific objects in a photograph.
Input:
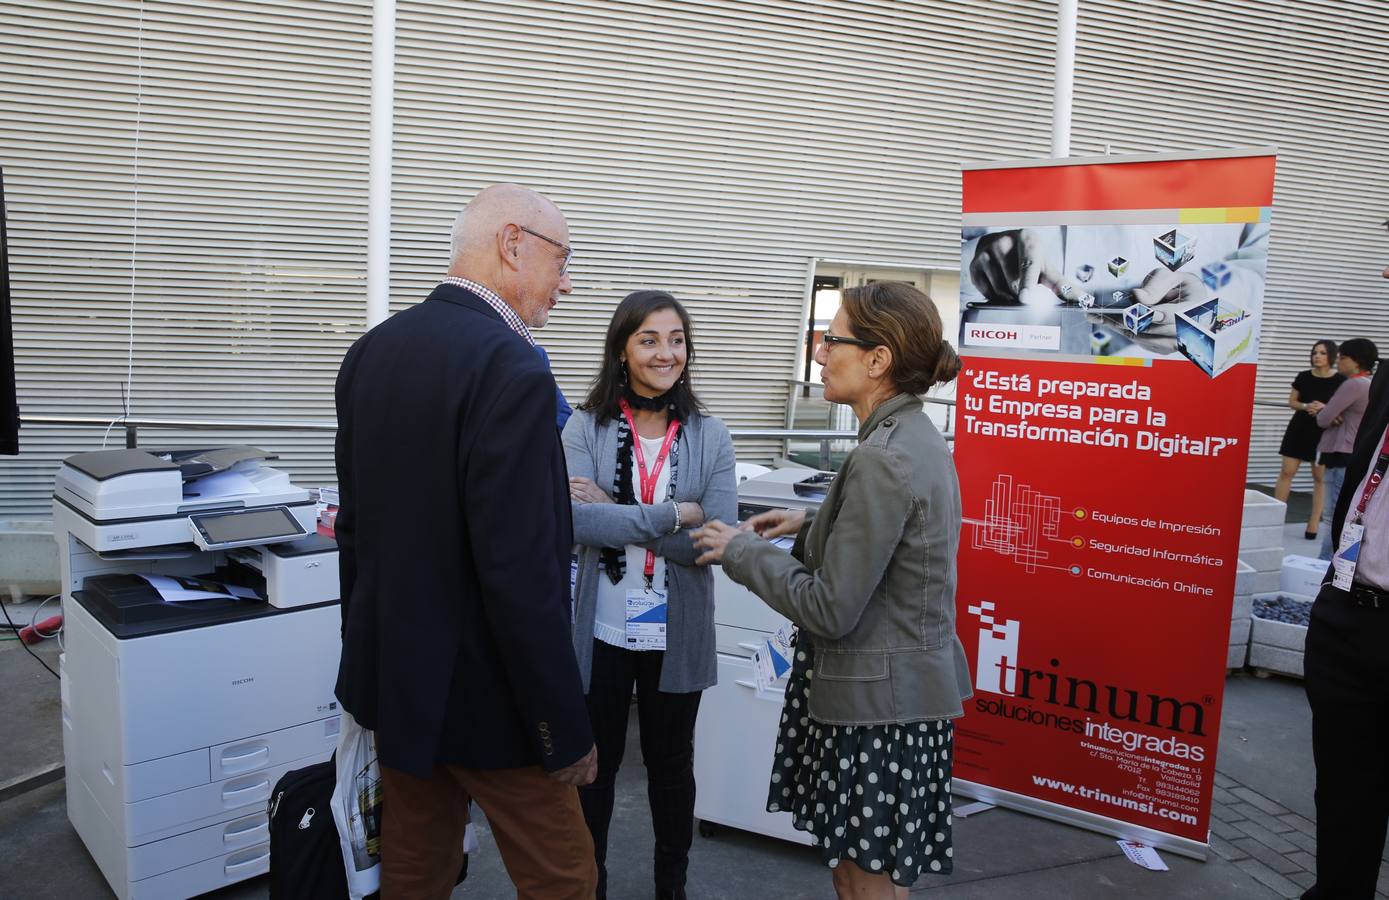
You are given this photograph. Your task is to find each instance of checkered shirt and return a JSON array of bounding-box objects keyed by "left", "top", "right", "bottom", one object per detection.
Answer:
[{"left": 440, "top": 276, "right": 535, "bottom": 347}]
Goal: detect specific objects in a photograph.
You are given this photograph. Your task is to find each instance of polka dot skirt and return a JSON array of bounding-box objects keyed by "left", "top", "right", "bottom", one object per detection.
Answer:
[{"left": 765, "top": 643, "right": 955, "bottom": 887}]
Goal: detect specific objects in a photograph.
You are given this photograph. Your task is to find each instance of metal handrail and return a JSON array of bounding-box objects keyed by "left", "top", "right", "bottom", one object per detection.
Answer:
[
  {"left": 21, "top": 416, "right": 871, "bottom": 440},
  {"left": 786, "top": 381, "right": 957, "bottom": 406},
  {"left": 23, "top": 391, "right": 1287, "bottom": 467},
  {"left": 20, "top": 415, "right": 954, "bottom": 474},
  {"left": 24, "top": 415, "right": 337, "bottom": 432},
  {"left": 20, "top": 414, "right": 870, "bottom": 448}
]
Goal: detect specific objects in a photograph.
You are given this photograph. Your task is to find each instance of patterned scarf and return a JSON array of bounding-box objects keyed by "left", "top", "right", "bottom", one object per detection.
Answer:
[{"left": 601, "top": 413, "right": 682, "bottom": 585}]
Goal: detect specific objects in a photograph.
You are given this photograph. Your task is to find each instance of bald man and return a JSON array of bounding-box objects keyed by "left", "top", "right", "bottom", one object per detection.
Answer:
[{"left": 334, "top": 185, "right": 598, "bottom": 898}]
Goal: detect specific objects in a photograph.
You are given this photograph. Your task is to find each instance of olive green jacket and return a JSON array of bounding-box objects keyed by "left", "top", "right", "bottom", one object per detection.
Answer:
[{"left": 722, "top": 393, "right": 973, "bottom": 725}]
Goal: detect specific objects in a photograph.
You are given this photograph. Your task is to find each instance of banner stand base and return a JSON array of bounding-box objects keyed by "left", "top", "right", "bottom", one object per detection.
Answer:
[{"left": 953, "top": 778, "right": 1210, "bottom": 861}]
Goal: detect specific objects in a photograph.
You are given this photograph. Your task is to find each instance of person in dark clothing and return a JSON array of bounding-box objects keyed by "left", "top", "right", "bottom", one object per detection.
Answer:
[
  {"left": 1275, "top": 339, "right": 1344, "bottom": 540},
  {"left": 334, "top": 184, "right": 597, "bottom": 900},
  {"left": 1302, "top": 240, "right": 1389, "bottom": 900}
]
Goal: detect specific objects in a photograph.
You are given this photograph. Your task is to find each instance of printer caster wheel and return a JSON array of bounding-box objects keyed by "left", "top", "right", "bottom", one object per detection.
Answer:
[{"left": 697, "top": 819, "right": 721, "bottom": 839}]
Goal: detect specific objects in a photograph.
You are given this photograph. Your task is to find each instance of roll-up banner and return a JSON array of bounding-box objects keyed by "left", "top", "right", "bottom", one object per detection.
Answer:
[{"left": 951, "top": 148, "right": 1276, "bottom": 858}]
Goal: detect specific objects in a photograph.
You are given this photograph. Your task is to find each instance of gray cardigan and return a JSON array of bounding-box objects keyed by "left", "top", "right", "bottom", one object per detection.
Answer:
[
  {"left": 723, "top": 394, "right": 973, "bottom": 726},
  {"left": 562, "top": 407, "right": 737, "bottom": 693}
]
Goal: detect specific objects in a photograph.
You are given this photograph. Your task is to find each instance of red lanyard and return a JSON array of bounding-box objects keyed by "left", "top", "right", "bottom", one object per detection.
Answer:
[
  {"left": 1352, "top": 427, "right": 1389, "bottom": 521},
  {"left": 619, "top": 398, "right": 681, "bottom": 583}
]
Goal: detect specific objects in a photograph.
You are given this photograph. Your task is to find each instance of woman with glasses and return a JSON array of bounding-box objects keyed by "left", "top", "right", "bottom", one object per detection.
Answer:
[
  {"left": 562, "top": 290, "right": 737, "bottom": 900},
  {"left": 694, "top": 282, "right": 970, "bottom": 900}
]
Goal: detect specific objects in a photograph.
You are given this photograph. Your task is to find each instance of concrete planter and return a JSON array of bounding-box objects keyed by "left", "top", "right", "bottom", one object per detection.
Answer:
[
  {"left": 1248, "top": 592, "right": 1314, "bottom": 679},
  {"left": 0, "top": 519, "right": 59, "bottom": 598},
  {"left": 1241, "top": 489, "right": 1287, "bottom": 528},
  {"left": 1239, "top": 524, "right": 1284, "bottom": 552},
  {"left": 1239, "top": 546, "right": 1284, "bottom": 573},
  {"left": 1227, "top": 616, "right": 1251, "bottom": 669}
]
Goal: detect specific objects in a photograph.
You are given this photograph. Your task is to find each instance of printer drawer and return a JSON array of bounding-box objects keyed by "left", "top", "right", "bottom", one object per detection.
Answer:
[
  {"left": 129, "top": 841, "right": 270, "bottom": 900},
  {"left": 211, "top": 715, "right": 340, "bottom": 781},
  {"left": 128, "top": 811, "right": 269, "bottom": 881},
  {"left": 126, "top": 752, "right": 329, "bottom": 846},
  {"left": 121, "top": 715, "right": 340, "bottom": 804},
  {"left": 126, "top": 747, "right": 211, "bottom": 803}
]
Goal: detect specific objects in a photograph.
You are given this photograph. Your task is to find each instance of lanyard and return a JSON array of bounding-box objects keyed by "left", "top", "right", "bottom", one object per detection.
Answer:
[
  {"left": 1351, "top": 427, "right": 1389, "bottom": 523},
  {"left": 619, "top": 398, "right": 681, "bottom": 585}
]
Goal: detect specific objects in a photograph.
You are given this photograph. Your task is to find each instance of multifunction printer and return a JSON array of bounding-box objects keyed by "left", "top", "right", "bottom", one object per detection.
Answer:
[
  {"left": 694, "top": 466, "right": 834, "bottom": 845},
  {"left": 52, "top": 447, "right": 342, "bottom": 899}
]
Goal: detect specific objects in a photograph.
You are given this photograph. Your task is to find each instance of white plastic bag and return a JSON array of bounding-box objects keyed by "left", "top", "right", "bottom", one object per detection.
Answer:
[
  {"left": 329, "top": 710, "right": 480, "bottom": 899},
  {"left": 331, "top": 709, "right": 382, "bottom": 900}
]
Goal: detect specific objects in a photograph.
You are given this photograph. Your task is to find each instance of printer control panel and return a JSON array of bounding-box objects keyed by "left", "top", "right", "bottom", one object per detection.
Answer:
[{"left": 189, "top": 506, "right": 308, "bottom": 552}]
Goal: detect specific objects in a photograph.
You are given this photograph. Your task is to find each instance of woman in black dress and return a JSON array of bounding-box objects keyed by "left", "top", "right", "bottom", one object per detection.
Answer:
[{"left": 1274, "top": 339, "right": 1344, "bottom": 540}]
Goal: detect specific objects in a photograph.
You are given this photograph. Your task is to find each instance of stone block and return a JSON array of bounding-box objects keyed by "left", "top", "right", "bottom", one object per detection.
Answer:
[
  {"left": 1249, "top": 642, "right": 1305, "bottom": 678},
  {"left": 1234, "top": 559, "right": 1256, "bottom": 595},
  {"left": 1240, "top": 524, "right": 1284, "bottom": 551},
  {"left": 1239, "top": 546, "right": 1283, "bottom": 573},
  {"left": 1242, "top": 489, "right": 1287, "bottom": 528},
  {"left": 1229, "top": 616, "right": 1251, "bottom": 643}
]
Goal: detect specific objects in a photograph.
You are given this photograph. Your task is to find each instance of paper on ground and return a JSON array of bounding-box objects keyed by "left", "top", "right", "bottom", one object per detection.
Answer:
[
  {"left": 953, "top": 800, "right": 996, "bottom": 818},
  {"left": 1117, "top": 840, "right": 1168, "bottom": 871}
]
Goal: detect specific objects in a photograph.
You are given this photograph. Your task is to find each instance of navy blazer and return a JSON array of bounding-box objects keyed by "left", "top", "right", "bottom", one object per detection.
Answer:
[{"left": 334, "top": 282, "right": 592, "bottom": 778}]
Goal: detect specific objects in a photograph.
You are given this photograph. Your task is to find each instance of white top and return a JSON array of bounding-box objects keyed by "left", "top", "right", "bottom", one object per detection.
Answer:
[
  {"left": 594, "top": 433, "right": 673, "bottom": 649},
  {"left": 1347, "top": 423, "right": 1389, "bottom": 591}
]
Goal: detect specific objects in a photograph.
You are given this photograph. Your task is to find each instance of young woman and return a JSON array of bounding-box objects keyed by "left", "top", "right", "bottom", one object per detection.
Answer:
[
  {"left": 694, "top": 281, "right": 971, "bottom": 900},
  {"left": 561, "top": 289, "right": 736, "bottom": 900},
  {"left": 1316, "top": 338, "right": 1379, "bottom": 560},
  {"left": 1275, "top": 340, "right": 1345, "bottom": 539}
]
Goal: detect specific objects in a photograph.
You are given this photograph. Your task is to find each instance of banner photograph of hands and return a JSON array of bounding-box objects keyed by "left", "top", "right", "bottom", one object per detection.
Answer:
[
  {"left": 961, "top": 153, "right": 1272, "bottom": 380},
  {"left": 961, "top": 219, "right": 1268, "bottom": 375}
]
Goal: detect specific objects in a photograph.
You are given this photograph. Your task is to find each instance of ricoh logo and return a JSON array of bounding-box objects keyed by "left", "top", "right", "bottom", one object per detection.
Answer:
[
  {"left": 966, "top": 600, "right": 1207, "bottom": 737},
  {"left": 969, "top": 327, "right": 1018, "bottom": 341},
  {"left": 964, "top": 323, "right": 1061, "bottom": 351},
  {"left": 231, "top": 677, "right": 255, "bottom": 686}
]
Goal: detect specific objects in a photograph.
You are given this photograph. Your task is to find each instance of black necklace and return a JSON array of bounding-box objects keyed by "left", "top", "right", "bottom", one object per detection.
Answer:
[{"left": 623, "top": 385, "right": 672, "bottom": 412}]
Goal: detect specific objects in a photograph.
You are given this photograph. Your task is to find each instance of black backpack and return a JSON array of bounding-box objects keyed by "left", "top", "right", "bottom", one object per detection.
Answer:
[
  {"left": 267, "top": 759, "right": 467, "bottom": 898},
  {"left": 268, "top": 759, "right": 364, "bottom": 900}
]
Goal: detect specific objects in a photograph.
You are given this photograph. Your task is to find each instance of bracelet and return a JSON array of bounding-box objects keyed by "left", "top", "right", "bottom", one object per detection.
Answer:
[{"left": 671, "top": 500, "right": 683, "bottom": 534}]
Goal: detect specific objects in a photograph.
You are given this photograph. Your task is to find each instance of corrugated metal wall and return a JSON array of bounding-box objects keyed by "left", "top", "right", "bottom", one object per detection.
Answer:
[
  {"left": 1067, "top": 0, "right": 1389, "bottom": 483},
  {"left": 0, "top": 0, "right": 372, "bottom": 512},
  {"left": 0, "top": 0, "right": 1384, "bottom": 512},
  {"left": 388, "top": 0, "right": 1057, "bottom": 459}
]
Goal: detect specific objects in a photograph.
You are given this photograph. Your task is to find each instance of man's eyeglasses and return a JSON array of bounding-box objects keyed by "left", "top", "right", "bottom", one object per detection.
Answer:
[
  {"left": 821, "top": 333, "right": 878, "bottom": 350},
  {"left": 519, "top": 225, "right": 573, "bottom": 275}
]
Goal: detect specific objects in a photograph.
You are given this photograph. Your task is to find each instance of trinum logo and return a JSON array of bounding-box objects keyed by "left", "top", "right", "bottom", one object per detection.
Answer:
[
  {"left": 968, "top": 599, "right": 1020, "bottom": 695},
  {"left": 967, "top": 599, "right": 1206, "bottom": 736}
]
